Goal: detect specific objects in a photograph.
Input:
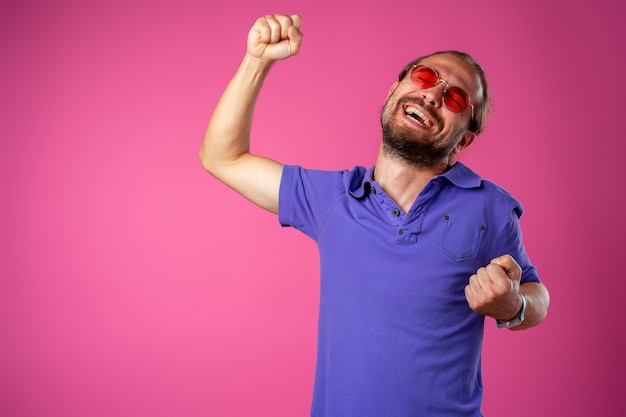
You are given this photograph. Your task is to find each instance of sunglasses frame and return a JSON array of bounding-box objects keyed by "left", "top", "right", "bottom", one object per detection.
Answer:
[{"left": 410, "top": 64, "right": 475, "bottom": 124}]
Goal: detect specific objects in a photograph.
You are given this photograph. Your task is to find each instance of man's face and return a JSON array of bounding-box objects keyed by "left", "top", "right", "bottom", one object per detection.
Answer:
[{"left": 380, "top": 53, "right": 482, "bottom": 168}]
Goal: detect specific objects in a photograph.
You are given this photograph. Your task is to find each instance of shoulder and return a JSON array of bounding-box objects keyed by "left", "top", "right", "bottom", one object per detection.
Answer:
[
  {"left": 282, "top": 164, "right": 369, "bottom": 192},
  {"left": 278, "top": 165, "right": 369, "bottom": 234},
  {"left": 478, "top": 179, "right": 524, "bottom": 217},
  {"left": 446, "top": 162, "right": 523, "bottom": 216}
]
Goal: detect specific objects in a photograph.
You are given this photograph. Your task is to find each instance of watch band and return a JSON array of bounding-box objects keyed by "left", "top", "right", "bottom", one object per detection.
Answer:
[{"left": 496, "top": 293, "right": 526, "bottom": 329}]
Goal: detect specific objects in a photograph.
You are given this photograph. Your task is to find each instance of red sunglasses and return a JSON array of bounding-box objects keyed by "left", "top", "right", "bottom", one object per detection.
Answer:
[{"left": 410, "top": 64, "right": 475, "bottom": 120}]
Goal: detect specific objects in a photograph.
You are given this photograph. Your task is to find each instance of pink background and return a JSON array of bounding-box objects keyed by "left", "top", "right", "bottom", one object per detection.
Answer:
[{"left": 2, "top": 0, "right": 624, "bottom": 416}]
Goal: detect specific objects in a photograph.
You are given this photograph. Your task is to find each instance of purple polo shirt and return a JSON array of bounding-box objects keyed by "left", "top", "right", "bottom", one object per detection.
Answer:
[{"left": 278, "top": 162, "right": 540, "bottom": 417}]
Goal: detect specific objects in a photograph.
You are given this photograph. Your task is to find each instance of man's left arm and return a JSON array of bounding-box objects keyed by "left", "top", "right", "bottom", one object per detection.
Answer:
[
  {"left": 465, "top": 254, "right": 550, "bottom": 331},
  {"left": 513, "top": 280, "right": 550, "bottom": 330}
]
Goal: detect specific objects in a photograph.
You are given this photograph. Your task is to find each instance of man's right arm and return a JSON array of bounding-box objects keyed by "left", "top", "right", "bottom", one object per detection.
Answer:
[{"left": 199, "top": 14, "right": 304, "bottom": 214}]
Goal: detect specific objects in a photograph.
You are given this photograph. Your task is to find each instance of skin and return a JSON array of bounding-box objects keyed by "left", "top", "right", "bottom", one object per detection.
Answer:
[
  {"left": 199, "top": 14, "right": 549, "bottom": 330},
  {"left": 376, "top": 53, "right": 480, "bottom": 213}
]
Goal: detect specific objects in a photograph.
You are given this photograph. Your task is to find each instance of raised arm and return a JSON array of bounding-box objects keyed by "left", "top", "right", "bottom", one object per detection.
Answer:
[{"left": 199, "top": 14, "right": 304, "bottom": 213}]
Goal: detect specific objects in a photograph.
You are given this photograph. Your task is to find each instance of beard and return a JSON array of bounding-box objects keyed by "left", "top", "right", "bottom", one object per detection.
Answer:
[{"left": 380, "top": 98, "right": 456, "bottom": 169}]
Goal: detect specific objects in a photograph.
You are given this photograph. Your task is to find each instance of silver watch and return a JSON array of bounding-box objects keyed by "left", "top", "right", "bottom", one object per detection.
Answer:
[{"left": 496, "top": 293, "right": 526, "bottom": 329}]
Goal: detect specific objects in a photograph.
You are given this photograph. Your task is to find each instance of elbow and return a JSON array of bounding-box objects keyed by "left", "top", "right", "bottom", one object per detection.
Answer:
[
  {"left": 198, "top": 146, "right": 210, "bottom": 172},
  {"left": 513, "top": 282, "right": 550, "bottom": 331},
  {"left": 198, "top": 145, "right": 218, "bottom": 175},
  {"left": 198, "top": 144, "right": 247, "bottom": 181},
  {"left": 536, "top": 283, "right": 551, "bottom": 322}
]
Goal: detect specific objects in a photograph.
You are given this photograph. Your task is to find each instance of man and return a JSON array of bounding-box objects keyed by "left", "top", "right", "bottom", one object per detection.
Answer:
[{"left": 200, "top": 13, "right": 550, "bottom": 417}]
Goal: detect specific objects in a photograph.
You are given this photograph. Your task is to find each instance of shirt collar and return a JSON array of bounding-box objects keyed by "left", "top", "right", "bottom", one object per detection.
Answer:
[
  {"left": 440, "top": 162, "right": 482, "bottom": 188},
  {"left": 349, "top": 162, "right": 481, "bottom": 199},
  {"left": 348, "top": 166, "right": 376, "bottom": 199}
]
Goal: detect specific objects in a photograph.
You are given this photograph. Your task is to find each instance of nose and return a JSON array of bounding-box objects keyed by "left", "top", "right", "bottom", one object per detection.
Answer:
[{"left": 420, "top": 80, "right": 447, "bottom": 108}]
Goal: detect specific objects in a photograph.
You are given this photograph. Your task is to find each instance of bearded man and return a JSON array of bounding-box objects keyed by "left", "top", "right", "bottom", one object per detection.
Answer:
[{"left": 199, "top": 14, "right": 550, "bottom": 417}]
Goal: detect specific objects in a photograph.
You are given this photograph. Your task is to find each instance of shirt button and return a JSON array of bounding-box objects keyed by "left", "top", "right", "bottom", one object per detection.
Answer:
[
  {"left": 392, "top": 208, "right": 400, "bottom": 216},
  {"left": 398, "top": 229, "right": 404, "bottom": 235},
  {"left": 432, "top": 180, "right": 438, "bottom": 186}
]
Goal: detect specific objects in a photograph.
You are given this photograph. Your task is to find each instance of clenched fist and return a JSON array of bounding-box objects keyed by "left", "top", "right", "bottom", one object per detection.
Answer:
[
  {"left": 247, "top": 14, "right": 303, "bottom": 62},
  {"left": 465, "top": 254, "right": 524, "bottom": 322}
]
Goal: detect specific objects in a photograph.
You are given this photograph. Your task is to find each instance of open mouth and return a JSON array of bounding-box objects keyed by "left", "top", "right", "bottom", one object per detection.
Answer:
[{"left": 404, "top": 105, "right": 433, "bottom": 129}]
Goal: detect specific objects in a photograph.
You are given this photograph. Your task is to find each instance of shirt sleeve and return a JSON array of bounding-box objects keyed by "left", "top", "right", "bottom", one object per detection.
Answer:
[
  {"left": 496, "top": 208, "right": 541, "bottom": 284},
  {"left": 278, "top": 164, "right": 346, "bottom": 240}
]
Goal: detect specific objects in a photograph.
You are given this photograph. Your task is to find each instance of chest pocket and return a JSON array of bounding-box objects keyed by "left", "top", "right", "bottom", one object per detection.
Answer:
[{"left": 438, "top": 214, "right": 487, "bottom": 262}]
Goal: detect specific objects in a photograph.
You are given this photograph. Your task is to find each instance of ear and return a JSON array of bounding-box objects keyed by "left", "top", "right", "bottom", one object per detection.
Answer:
[
  {"left": 387, "top": 81, "right": 400, "bottom": 99},
  {"left": 454, "top": 131, "right": 476, "bottom": 155}
]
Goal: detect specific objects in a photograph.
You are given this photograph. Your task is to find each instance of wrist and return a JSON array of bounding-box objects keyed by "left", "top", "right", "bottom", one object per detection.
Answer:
[
  {"left": 242, "top": 53, "right": 274, "bottom": 73},
  {"left": 501, "top": 293, "right": 524, "bottom": 322},
  {"left": 496, "top": 293, "right": 526, "bottom": 329}
]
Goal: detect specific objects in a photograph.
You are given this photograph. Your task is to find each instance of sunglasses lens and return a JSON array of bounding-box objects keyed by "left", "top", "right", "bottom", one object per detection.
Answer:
[
  {"left": 410, "top": 65, "right": 471, "bottom": 113},
  {"left": 411, "top": 65, "right": 438, "bottom": 88},
  {"left": 443, "top": 87, "right": 470, "bottom": 113}
]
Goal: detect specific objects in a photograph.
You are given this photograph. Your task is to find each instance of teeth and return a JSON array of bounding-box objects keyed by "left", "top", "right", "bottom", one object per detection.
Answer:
[{"left": 405, "top": 106, "right": 432, "bottom": 128}]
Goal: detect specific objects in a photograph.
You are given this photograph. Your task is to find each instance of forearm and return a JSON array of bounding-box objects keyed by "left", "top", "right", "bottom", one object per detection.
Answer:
[
  {"left": 197, "top": 15, "right": 303, "bottom": 214},
  {"left": 510, "top": 281, "right": 550, "bottom": 331},
  {"left": 199, "top": 54, "right": 273, "bottom": 174}
]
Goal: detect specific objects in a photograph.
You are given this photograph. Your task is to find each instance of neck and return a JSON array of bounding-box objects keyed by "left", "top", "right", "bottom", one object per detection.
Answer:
[{"left": 373, "top": 144, "right": 452, "bottom": 212}]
